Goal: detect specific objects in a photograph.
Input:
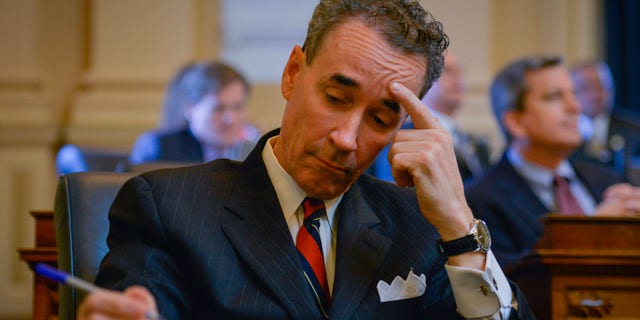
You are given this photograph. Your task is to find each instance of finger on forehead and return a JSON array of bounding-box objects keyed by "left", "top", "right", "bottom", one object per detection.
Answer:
[{"left": 390, "top": 82, "right": 440, "bottom": 130}]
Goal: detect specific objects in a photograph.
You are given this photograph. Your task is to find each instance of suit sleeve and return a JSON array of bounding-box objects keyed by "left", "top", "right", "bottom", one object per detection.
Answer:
[{"left": 95, "top": 175, "right": 190, "bottom": 318}]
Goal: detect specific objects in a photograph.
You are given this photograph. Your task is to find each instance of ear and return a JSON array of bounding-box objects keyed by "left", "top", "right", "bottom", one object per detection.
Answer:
[
  {"left": 503, "top": 109, "right": 526, "bottom": 139},
  {"left": 281, "top": 45, "right": 305, "bottom": 101}
]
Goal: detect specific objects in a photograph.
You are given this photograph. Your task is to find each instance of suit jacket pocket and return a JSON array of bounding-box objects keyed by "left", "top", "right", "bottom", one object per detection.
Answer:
[{"left": 378, "top": 295, "right": 425, "bottom": 319}]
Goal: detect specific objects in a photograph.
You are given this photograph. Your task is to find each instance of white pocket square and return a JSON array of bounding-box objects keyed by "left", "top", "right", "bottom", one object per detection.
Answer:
[{"left": 376, "top": 269, "right": 426, "bottom": 302}]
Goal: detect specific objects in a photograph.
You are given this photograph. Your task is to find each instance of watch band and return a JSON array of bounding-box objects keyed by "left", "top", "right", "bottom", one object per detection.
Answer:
[{"left": 436, "top": 234, "right": 478, "bottom": 256}]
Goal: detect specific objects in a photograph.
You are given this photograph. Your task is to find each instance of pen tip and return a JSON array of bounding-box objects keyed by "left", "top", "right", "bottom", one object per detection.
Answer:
[{"left": 34, "top": 263, "right": 67, "bottom": 283}]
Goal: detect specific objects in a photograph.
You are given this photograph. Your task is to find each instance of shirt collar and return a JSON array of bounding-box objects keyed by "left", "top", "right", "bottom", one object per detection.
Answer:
[
  {"left": 261, "top": 136, "right": 341, "bottom": 222},
  {"left": 507, "top": 147, "right": 577, "bottom": 188}
]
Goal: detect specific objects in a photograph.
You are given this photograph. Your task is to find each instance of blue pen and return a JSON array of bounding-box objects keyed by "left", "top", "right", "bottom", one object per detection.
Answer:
[{"left": 34, "top": 263, "right": 165, "bottom": 320}]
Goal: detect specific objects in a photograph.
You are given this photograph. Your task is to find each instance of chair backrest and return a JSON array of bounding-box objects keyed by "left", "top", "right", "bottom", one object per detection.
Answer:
[
  {"left": 123, "top": 160, "right": 199, "bottom": 173},
  {"left": 55, "top": 144, "right": 129, "bottom": 175},
  {"left": 54, "top": 171, "right": 135, "bottom": 319}
]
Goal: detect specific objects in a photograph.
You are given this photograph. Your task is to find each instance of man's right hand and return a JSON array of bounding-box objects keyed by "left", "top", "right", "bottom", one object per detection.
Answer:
[{"left": 78, "top": 285, "right": 159, "bottom": 320}]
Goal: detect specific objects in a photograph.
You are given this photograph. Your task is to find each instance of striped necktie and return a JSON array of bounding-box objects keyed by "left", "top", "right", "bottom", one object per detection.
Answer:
[{"left": 297, "top": 197, "right": 330, "bottom": 318}]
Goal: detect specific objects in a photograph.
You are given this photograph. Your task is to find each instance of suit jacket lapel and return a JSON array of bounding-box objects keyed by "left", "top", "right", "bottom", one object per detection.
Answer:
[
  {"left": 494, "top": 155, "right": 549, "bottom": 242},
  {"left": 571, "top": 160, "right": 617, "bottom": 203},
  {"left": 221, "top": 130, "right": 320, "bottom": 319},
  {"left": 330, "top": 184, "right": 392, "bottom": 320}
]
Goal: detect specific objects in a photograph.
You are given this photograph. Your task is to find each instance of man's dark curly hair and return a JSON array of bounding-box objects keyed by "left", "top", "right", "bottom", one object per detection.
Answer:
[{"left": 302, "top": 0, "right": 449, "bottom": 98}]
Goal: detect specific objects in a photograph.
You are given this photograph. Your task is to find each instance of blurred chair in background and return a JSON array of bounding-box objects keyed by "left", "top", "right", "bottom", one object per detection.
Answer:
[
  {"left": 129, "top": 61, "right": 260, "bottom": 166},
  {"left": 55, "top": 144, "right": 129, "bottom": 176}
]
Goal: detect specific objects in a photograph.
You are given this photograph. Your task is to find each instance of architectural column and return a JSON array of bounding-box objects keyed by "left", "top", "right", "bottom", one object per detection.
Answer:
[
  {"left": 66, "top": 0, "right": 213, "bottom": 149},
  {"left": 0, "top": 0, "right": 59, "bottom": 317}
]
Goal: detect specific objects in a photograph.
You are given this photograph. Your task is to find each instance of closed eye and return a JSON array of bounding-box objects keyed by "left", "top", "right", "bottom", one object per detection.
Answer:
[
  {"left": 369, "top": 111, "right": 396, "bottom": 129},
  {"left": 373, "top": 115, "right": 389, "bottom": 127},
  {"left": 326, "top": 93, "right": 345, "bottom": 105}
]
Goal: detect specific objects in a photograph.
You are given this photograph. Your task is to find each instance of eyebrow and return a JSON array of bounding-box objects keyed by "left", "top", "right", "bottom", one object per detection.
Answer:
[
  {"left": 382, "top": 100, "right": 401, "bottom": 114},
  {"left": 330, "top": 73, "right": 359, "bottom": 88},
  {"left": 543, "top": 88, "right": 564, "bottom": 98},
  {"left": 328, "top": 73, "right": 401, "bottom": 114}
]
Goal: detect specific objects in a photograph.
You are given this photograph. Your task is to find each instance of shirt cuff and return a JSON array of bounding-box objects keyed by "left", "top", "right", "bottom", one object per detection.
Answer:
[{"left": 444, "top": 250, "right": 513, "bottom": 319}]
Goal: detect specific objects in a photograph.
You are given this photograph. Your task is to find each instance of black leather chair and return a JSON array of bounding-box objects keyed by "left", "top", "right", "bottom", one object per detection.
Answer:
[{"left": 54, "top": 171, "right": 135, "bottom": 319}]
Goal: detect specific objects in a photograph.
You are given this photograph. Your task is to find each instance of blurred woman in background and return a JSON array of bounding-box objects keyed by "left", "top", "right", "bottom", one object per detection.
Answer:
[{"left": 129, "top": 61, "right": 261, "bottom": 165}]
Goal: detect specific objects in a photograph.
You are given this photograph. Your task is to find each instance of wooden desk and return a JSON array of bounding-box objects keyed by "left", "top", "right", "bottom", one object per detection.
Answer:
[
  {"left": 511, "top": 215, "right": 640, "bottom": 320},
  {"left": 17, "top": 210, "right": 58, "bottom": 320}
]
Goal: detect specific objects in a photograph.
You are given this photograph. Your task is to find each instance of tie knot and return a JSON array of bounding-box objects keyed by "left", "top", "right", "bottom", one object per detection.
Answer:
[
  {"left": 553, "top": 175, "right": 569, "bottom": 187},
  {"left": 302, "top": 197, "right": 325, "bottom": 220}
]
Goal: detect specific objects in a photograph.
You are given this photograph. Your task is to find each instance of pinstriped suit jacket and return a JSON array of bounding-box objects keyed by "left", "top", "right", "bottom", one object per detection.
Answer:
[{"left": 96, "top": 129, "right": 533, "bottom": 319}]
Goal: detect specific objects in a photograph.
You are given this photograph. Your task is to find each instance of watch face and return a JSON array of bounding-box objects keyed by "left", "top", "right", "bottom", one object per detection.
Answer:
[{"left": 475, "top": 220, "right": 491, "bottom": 252}]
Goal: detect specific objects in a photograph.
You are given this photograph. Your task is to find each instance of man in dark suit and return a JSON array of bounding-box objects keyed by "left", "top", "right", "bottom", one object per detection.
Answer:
[
  {"left": 80, "top": 1, "right": 535, "bottom": 319},
  {"left": 368, "top": 52, "right": 491, "bottom": 183},
  {"left": 570, "top": 60, "right": 640, "bottom": 173},
  {"left": 466, "top": 55, "right": 640, "bottom": 271},
  {"left": 422, "top": 51, "right": 491, "bottom": 182}
]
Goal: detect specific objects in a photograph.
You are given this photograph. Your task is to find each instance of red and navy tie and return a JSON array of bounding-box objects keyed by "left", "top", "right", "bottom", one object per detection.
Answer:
[{"left": 297, "top": 197, "right": 330, "bottom": 318}]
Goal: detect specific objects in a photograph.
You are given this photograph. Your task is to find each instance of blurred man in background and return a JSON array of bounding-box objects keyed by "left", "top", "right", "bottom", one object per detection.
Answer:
[
  {"left": 467, "top": 55, "right": 640, "bottom": 271},
  {"left": 368, "top": 51, "right": 490, "bottom": 183},
  {"left": 570, "top": 60, "right": 640, "bottom": 174},
  {"left": 422, "top": 51, "right": 491, "bottom": 182}
]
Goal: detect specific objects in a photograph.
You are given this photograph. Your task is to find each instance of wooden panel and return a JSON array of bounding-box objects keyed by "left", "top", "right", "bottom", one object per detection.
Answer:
[
  {"left": 537, "top": 216, "right": 640, "bottom": 250},
  {"left": 554, "top": 276, "right": 640, "bottom": 319},
  {"left": 32, "top": 210, "right": 55, "bottom": 247},
  {"left": 0, "top": 148, "right": 56, "bottom": 318},
  {"left": 511, "top": 216, "right": 640, "bottom": 319},
  {"left": 17, "top": 210, "right": 58, "bottom": 320}
]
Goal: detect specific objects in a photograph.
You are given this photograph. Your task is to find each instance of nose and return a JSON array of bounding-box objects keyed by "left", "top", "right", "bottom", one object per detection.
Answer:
[{"left": 330, "top": 113, "right": 360, "bottom": 152}]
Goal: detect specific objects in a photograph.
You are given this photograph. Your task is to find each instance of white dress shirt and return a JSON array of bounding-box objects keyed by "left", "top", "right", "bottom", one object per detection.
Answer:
[
  {"left": 507, "top": 148, "right": 597, "bottom": 215},
  {"left": 262, "top": 136, "right": 513, "bottom": 319}
]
